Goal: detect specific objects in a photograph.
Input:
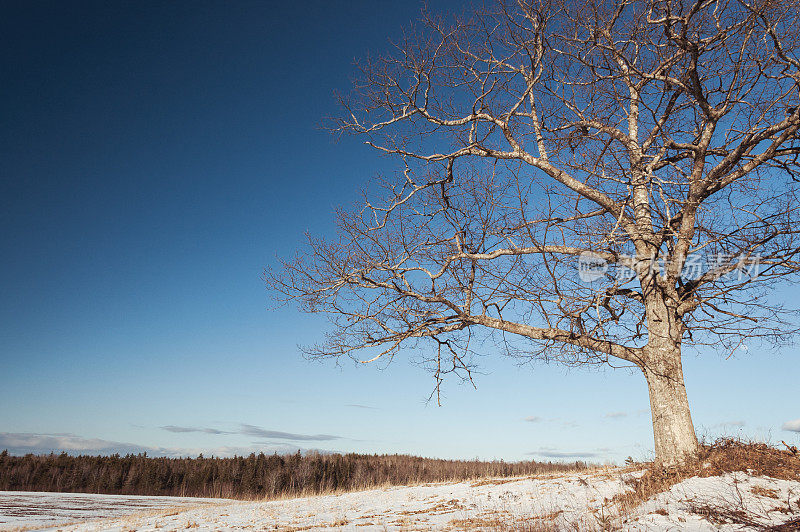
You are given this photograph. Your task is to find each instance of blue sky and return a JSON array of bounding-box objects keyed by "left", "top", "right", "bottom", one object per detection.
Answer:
[{"left": 1, "top": 0, "right": 798, "bottom": 464}]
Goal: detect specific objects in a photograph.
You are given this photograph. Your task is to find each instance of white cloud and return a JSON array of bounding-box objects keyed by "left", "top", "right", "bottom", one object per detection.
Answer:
[
  {"left": 239, "top": 424, "right": 340, "bottom": 441},
  {"left": 526, "top": 446, "right": 613, "bottom": 460},
  {"left": 161, "top": 425, "right": 233, "bottom": 435},
  {"left": 710, "top": 420, "right": 746, "bottom": 429},
  {"left": 159, "top": 424, "right": 341, "bottom": 441},
  {"left": 523, "top": 416, "right": 543, "bottom": 423},
  {"left": 782, "top": 419, "right": 800, "bottom": 432},
  {"left": 0, "top": 432, "right": 323, "bottom": 457},
  {"left": 604, "top": 412, "right": 628, "bottom": 419}
]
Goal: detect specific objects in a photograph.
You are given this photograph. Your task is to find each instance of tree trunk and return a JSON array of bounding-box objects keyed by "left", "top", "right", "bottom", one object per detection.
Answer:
[{"left": 642, "top": 345, "right": 700, "bottom": 466}]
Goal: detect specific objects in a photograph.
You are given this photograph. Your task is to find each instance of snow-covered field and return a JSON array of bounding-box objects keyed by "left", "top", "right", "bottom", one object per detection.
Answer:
[
  {"left": 1, "top": 469, "right": 798, "bottom": 531},
  {"left": 0, "top": 491, "right": 226, "bottom": 531}
]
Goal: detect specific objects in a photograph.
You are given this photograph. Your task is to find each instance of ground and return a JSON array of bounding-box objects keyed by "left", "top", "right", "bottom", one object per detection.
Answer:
[
  {"left": 1, "top": 468, "right": 798, "bottom": 531},
  {"left": 0, "top": 491, "right": 223, "bottom": 531}
]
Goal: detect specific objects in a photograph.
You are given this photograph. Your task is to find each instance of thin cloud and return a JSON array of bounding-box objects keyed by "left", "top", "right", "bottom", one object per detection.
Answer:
[
  {"left": 161, "top": 426, "right": 232, "bottom": 435},
  {"left": 345, "top": 404, "right": 378, "bottom": 410},
  {"left": 604, "top": 412, "right": 628, "bottom": 419},
  {"left": 535, "top": 451, "right": 600, "bottom": 459},
  {"left": 706, "top": 420, "right": 746, "bottom": 430},
  {"left": 0, "top": 432, "right": 315, "bottom": 458},
  {"left": 0, "top": 432, "right": 154, "bottom": 456},
  {"left": 782, "top": 419, "right": 800, "bottom": 432},
  {"left": 525, "top": 447, "right": 613, "bottom": 460},
  {"left": 158, "top": 424, "right": 341, "bottom": 441},
  {"left": 239, "top": 424, "right": 340, "bottom": 442},
  {"left": 526, "top": 446, "right": 610, "bottom": 460},
  {"left": 523, "top": 417, "right": 577, "bottom": 427}
]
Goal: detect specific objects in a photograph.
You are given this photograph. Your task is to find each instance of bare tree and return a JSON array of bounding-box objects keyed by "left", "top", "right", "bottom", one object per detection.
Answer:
[{"left": 269, "top": 0, "right": 800, "bottom": 465}]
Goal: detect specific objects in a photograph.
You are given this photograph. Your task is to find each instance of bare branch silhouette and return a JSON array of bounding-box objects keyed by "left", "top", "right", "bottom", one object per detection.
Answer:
[{"left": 268, "top": 0, "right": 800, "bottom": 465}]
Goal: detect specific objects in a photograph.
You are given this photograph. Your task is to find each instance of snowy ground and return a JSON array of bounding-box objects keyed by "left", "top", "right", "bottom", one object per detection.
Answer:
[
  {"left": 625, "top": 472, "right": 800, "bottom": 530},
  {"left": 1, "top": 469, "right": 798, "bottom": 531},
  {"left": 0, "top": 491, "right": 226, "bottom": 531}
]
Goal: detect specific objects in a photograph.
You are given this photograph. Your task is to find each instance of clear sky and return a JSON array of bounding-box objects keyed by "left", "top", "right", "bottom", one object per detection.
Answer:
[{"left": 1, "top": 0, "right": 798, "bottom": 464}]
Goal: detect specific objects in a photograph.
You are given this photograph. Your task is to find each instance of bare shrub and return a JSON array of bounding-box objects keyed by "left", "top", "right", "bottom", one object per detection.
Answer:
[{"left": 614, "top": 438, "right": 800, "bottom": 522}]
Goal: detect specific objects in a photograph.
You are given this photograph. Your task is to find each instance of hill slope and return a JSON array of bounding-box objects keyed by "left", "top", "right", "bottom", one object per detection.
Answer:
[{"left": 6, "top": 468, "right": 796, "bottom": 531}]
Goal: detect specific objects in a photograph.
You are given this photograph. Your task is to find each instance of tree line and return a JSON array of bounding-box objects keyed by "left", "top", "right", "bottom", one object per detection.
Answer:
[{"left": 0, "top": 450, "right": 588, "bottom": 499}]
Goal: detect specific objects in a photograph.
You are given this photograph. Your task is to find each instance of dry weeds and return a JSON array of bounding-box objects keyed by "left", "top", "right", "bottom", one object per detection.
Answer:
[
  {"left": 614, "top": 438, "right": 800, "bottom": 513},
  {"left": 611, "top": 438, "right": 800, "bottom": 529},
  {"left": 752, "top": 485, "right": 781, "bottom": 499},
  {"left": 686, "top": 502, "right": 800, "bottom": 531}
]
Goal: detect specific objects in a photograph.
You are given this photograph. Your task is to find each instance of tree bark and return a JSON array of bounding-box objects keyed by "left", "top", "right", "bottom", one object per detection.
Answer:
[{"left": 642, "top": 345, "right": 700, "bottom": 466}]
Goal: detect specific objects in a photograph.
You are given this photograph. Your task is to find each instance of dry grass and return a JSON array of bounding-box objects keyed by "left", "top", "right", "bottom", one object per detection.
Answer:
[
  {"left": 471, "top": 478, "right": 522, "bottom": 488},
  {"left": 446, "top": 511, "right": 616, "bottom": 531},
  {"left": 246, "top": 469, "right": 583, "bottom": 504},
  {"left": 614, "top": 437, "right": 800, "bottom": 513},
  {"left": 687, "top": 502, "right": 800, "bottom": 530},
  {"left": 752, "top": 485, "right": 781, "bottom": 499},
  {"left": 448, "top": 516, "right": 563, "bottom": 531},
  {"left": 698, "top": 438, "right": 800, "bottom": 481},
  {"left": 611, "top": 437, "right": 800, "bottom": 530}
]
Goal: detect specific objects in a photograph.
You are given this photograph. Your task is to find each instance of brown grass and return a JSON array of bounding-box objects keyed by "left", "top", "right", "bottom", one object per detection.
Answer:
[
  {"left": 613, "top": 437, "right": 800, "bottom": 526},
  {"left": 698, "top": 438, "right": 800, "bottom": 480},
  {"left": 471, "top": 478, "right": 522, "bottom": 487},
  {"left": 686, "top": 503, "right": 800, "bottom": 531},
  {"left": 448, "top": 516, "right": 563, "bottom": 531},
  {"left": 446, "top": 511, "right": 615, "bottom": 532},
  {"left": 752, "top": 485, "right": 781, "bottom": 499}
]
